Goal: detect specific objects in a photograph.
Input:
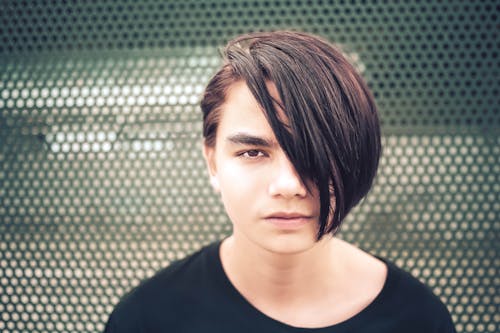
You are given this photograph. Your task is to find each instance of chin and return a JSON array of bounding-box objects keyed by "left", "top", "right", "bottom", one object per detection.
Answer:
[{"left": 258, "top": 232, "right": 320, "bottom": 256}]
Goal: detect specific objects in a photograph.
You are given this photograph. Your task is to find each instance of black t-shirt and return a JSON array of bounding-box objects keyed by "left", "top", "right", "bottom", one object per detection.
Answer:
[{"left": 104, "top": 241, "right": 456, "bottom": 333}]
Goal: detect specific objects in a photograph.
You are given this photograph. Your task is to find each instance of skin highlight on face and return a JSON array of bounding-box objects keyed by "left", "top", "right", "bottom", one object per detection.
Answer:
[{"left": 203, "top": 80, "right": 325, "bottom": 256}]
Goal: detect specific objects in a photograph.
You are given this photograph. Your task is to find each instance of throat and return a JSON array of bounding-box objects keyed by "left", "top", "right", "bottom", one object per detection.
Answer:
[
  {"left": 219, "top": 235, "right": 337, "bottom": 310},
  {"left": 218, "top": 236, "right": 388, "bottom": 329}
]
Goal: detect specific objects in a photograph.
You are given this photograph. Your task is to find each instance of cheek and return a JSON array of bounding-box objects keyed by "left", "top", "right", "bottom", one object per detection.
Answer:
[
  {"left": 217, "top": 164, "right": 263, "bottom": 214},
  {"left": 218, "top": 164, "right": 257, "bottom": 196}
]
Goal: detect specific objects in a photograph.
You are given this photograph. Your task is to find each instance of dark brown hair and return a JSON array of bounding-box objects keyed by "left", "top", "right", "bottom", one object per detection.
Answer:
[{"left": 200, "top": 31, "right": 381, "bottom": 239}]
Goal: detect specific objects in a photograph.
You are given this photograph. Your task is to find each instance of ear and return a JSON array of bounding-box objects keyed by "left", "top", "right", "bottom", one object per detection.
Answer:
[{"left": 202, "top": 143, "right": 220, "bottom": 192}]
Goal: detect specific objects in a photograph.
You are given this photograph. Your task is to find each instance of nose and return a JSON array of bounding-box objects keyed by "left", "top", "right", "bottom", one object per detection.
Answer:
[{"left": 268, "top": 154, "right": 307, "bottom": 198}]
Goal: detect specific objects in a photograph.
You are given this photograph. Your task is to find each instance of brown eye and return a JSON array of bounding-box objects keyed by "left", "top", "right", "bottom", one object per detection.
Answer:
[
  {"left": 246, "top": 150, "right": 261, "bottom": 157},
  {"left": 240, "top": 149, "right": 265, "bottom": 158}
]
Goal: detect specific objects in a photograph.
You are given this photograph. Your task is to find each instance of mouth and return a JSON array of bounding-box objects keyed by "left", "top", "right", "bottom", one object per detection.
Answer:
[{"left": 264, "top": 212, "right": 313, "bottom": 228}]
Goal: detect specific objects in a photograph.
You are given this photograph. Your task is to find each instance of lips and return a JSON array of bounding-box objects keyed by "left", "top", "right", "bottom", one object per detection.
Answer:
[
  {"left": 264, "top": 212, "right": 313, "bottom": 228},
  {"left": 267, "top": 212, "right": 310, "bottom": 219}
]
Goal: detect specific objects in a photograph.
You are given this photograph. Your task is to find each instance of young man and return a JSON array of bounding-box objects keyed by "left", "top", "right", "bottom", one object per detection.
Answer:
[{"left": 104, "top": 31, "right": 456, "bottom": 332}]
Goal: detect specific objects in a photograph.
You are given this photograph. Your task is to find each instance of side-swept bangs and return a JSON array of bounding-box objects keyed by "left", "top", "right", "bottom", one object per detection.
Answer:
[{"left": 201, "top": 31, "right": 381, "bottom": 239}]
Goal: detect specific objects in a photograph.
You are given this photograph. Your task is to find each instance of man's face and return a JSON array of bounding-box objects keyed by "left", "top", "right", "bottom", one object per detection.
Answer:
[{"left": 203, "top": 80, "right": 322, "bottom": 255}]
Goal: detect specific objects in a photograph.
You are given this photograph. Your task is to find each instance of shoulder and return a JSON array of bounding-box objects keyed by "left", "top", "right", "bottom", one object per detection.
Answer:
[
  {"left": 375, "top": 258, "right": 456, "bottom": 332},
  {"left": 104, "top": 241, "right": 220, "bottom": 332},
  {"left": 333, "top": 239, "right": 455, "bottom": 332},
  {"left": 132, "top": 241, "right": 216, "bottom": 300},
  {"left": 383, "top": 259, "right": 446, "bottom": 309}
]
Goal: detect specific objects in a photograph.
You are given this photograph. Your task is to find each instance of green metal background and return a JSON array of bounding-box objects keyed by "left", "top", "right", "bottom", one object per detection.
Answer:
[{"left": 0, "top": 1, "right": 498, "bottom": 332}]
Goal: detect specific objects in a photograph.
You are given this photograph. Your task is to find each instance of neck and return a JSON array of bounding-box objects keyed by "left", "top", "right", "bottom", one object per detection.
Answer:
[
  {"left": 220, "top": 234, "right": 338, "bottom": 306},
  {"left": 218, "top": 234, "right": 388, "bottom": 328}
]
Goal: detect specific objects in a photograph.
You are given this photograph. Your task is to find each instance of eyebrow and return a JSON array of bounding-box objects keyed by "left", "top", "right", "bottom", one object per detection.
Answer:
[{"left": 226, "top": 133, "right": 277, "bottom": 148}]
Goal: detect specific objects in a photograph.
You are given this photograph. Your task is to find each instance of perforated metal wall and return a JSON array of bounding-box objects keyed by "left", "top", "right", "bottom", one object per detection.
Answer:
[{"left": 1, "top": 1, "right": 498, "bottom": 333}]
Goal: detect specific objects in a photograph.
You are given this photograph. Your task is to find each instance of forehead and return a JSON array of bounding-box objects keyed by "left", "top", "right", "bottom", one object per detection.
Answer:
[
  {"left": 217, "top": 81, "right": 272, "bottom": 137},
  {"left": 216, "top": 81, "right": 287, "bottom": 139}
]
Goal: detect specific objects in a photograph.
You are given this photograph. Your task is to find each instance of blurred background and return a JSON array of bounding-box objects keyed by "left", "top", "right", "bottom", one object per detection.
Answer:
[{"left": 0, "top": 1, "right": 498, "bottom": 332}]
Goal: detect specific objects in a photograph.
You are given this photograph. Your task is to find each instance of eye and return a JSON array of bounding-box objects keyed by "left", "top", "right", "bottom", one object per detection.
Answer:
[{"left": 240, "top": 149, "right": 265, "bottom": 158}]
